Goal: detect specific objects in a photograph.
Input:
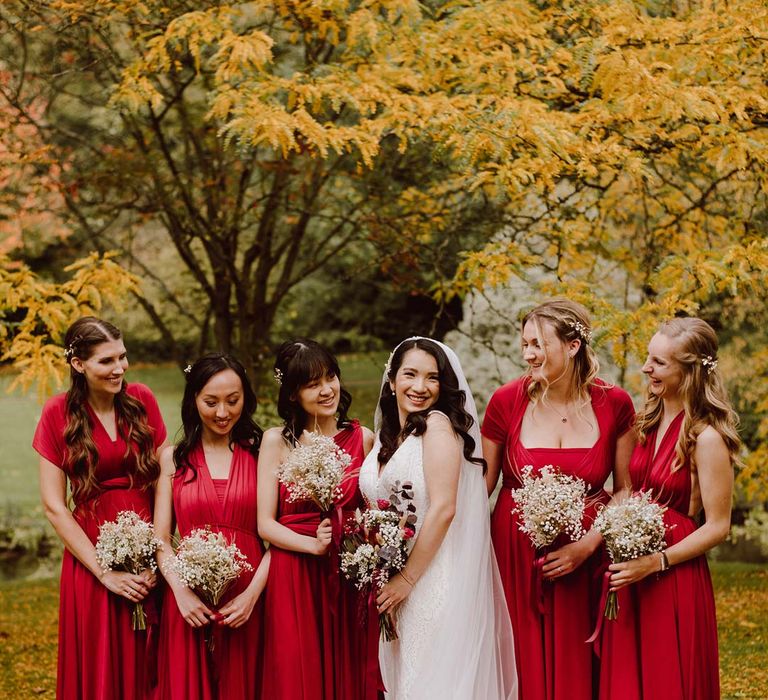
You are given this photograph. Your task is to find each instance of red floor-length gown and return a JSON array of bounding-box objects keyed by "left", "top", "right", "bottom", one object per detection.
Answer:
[
  {"left": 261, "top": 421, "right": 377, "bottom": 700},
  {"left": 155, "top": 443, "right": 264, "bottom": 700},
  {"left": 599, "top": 411, "right": 721, "bottom": 700},
  {"left": 482, "top": 377, "right": 634, "bottom": 700},
  {"left": 32, "top": 383, "right": 167, "bottom": 700}
]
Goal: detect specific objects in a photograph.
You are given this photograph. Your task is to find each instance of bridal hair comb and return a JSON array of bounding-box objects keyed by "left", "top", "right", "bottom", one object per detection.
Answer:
[
  {"left": 64, "top": 344, "right": 75, "bottom": 361},
  {"left": 183, "top": 364, "right": 192, "bottom": 374},
  {"left": 701, "top": 355, "right": 718, "bottom": 375},
  {"left": 566, "top": 320, "right": 592, "bottom": 344},
  {"left": 273, "top": 367, "right": 283, "bottom": 385}
]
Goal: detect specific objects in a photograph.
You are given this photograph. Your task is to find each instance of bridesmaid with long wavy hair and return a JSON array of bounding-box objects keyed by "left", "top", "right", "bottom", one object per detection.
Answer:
[
  {"left": 599, "top": 318, "right": 740, "bottom": 700},
  {"left": 154, "top": 353, "right": 269, "bottom": 700},
  {"left": 482, "top": 299, "right": 636, "bottom": 700},
  {"left": 33, "top": 316, "right": 167, "bottom": 699},
  {"left": 258, "top": 339, "right": 377, "bottom": 700}
]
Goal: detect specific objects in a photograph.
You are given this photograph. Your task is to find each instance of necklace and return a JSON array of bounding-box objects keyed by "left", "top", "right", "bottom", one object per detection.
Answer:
[{"left": 547, "top": 402, "right": 570, "bottom": 424}]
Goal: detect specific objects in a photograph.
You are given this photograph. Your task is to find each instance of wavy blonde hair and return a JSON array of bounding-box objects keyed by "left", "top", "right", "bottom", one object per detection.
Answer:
[
  {"left": 521, "top": 298, "right": 601, "bottom": 410},
  {"left": 635, "top": 317, "right": 741, "bottom": 472}
]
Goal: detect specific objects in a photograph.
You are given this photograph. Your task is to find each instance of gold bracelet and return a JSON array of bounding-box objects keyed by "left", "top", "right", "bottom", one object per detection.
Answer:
[
  {"left": 399, "top": 570, "right": 415, "bottom": 587},
  {"left": 659, "top": 550, "right": 670, "bottom": 573}
]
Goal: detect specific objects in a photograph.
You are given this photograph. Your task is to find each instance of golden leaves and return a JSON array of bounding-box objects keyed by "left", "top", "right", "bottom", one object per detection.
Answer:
[{"left": 1, "top": 252, "right": 140, "bottom": 400}]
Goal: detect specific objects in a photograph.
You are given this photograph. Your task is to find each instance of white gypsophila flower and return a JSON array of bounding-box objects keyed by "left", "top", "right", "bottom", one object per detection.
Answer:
[
  {"left": 511, "top": 464, "right": 588, "bottom": 549},
  {"left": 170, "top": 528, "right": 253, "bottom": 606},
  {"left": 277, "top": 432, "right": 351, "bottom": 511},
  {"left": 593, "top": 491, "right": 668, "bottom": 563},
  {"left": 95, "top": 510, "right": 160, "bottom": 574}
]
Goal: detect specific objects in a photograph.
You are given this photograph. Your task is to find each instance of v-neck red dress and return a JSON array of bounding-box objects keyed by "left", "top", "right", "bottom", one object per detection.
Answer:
[
  {"left": 260, "top": 421, "right": 377, "bottom": 700},
  {"left": 32, "top": 383, "right": 167, "bottom": 700},
  {"left": 155, "top": 443, "right": 264, "bottom": 700},
  {"left": 598, "top": 412, "right": 721, "bottom": 700},
  {"left": 482, "top": 377, "right": 634, "bottom": 700}
]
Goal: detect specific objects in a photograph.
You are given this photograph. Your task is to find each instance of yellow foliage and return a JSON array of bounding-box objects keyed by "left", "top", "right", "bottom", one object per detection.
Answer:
[{"left": 1, "top": 252, "right": 140, "bottom": 400}]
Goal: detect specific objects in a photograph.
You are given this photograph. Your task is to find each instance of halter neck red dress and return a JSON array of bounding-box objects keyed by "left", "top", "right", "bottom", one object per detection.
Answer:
[
  {"left": 599, "top": 412, "right": 721, "bottom": 700},
  {"left": 482, "top": 377, "right": 634, "bottom": 700},
  {"left": 260, "top": 421, "right": 378, "bottom": 700},
  {"left": 155, "top": 442, "right": 264, "bottom": 699},
  {"left": 32, "top": 383, "right": 167, "bottom": 700}
]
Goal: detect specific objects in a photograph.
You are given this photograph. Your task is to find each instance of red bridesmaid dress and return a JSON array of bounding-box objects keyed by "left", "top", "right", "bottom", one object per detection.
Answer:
[
  {"left": 599, "top": 411, "right": 721, "bottom": 700},
  {"left": 260, "top": 421, "right": 377, "bottom": 700},
  {"left": 32, "top": 383, "right": 167, "bottom": 700},
  {"left": 155, "top": 443, "right": 264, "bottom": 699},
  {"left": 482, "top": 377, "right": 634, "bottom": 700}
]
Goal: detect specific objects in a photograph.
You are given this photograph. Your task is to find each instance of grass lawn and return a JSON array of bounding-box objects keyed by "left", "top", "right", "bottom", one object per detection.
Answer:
[{"left": 0, "top": 562, "right": 765, "bottom": 698}]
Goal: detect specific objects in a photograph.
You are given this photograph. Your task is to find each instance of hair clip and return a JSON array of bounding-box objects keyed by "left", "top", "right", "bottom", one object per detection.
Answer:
[
  {"left": 701, "top": 355, "right": 718, "bottom": 375},
  {"left": 63, "top": 344, "right": 75, "bottom": 361},
  {"left": 273, "top": 367, "right": 283, "bottom": 385},
  {"left": 183, "top": 364, "right": 192, "bottom": 374},
  {"left": 566, "top": 320, "right": 592, "bottom": 344}
]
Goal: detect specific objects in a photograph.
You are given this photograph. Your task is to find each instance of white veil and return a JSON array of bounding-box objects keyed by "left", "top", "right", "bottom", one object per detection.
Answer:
[{"left": 377, "top": 337, "right": 518, "bottom": 700}]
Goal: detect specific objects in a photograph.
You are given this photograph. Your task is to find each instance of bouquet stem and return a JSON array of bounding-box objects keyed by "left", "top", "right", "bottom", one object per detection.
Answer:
[
  {"left": 604, "top": 590, "right": 619, "bottom": 620},
  {"left": 131, "top": 602, "right": 147, "bottom": 631},
  {"left": 380, "top": 612, "right": 398, "bottom": 642}
]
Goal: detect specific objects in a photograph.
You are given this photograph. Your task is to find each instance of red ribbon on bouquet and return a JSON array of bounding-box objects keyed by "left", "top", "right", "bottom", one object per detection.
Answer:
[
  {"left": 365, "top": 588, "right": 387, "bottom": 694},
  {"left": 325, "top": 505, "right": 345, "bottom": 617},
  {"left": 532, "top": 553, "right": 549, "bottom": 615},
  {"left": 586, "top": 570, "right": 612, "bottom": 655}
]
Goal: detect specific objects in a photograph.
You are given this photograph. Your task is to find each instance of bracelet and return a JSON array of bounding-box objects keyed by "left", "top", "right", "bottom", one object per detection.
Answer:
[
  {"left": 399, "top": 570, "right": 415, "bottom": 587},
  {"left": 659, "top": 550, "right": 670, "bottom": 573}
]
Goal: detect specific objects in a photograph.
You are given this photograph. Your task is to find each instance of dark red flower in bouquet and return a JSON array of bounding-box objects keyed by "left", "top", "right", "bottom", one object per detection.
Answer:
[
  {"left": 377, "top": 499, "right": 391, "bottom": 510},
  {"left": 403, "top": 527, "right": 415, "bottom": 539}
]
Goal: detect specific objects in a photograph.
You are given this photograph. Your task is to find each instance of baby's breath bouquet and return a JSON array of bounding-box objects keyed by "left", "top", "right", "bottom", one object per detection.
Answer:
[
  {"left": 95, "top": 510, "right": 160, "bottom": 631},
  {"left": 340, "top": 481, "right": 417, "bottom": 641},
  {"left": 510, "top": 464, "right": 588, "bottom": 549},
  {"left": 593, "top": 491, "right": 668, "bottom": 619},
  {"left": 277, "top": 431, "right": 351, "bottom": 511}
]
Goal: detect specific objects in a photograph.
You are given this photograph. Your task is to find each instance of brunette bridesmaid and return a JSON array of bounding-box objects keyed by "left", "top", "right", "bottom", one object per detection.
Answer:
[
  {"left": 154, "top": 353, "right": 269, "bottom": 699},
  {"left": 258, "top": 339, "right": 377, "bottom": 700},
  {"left": 599, "top": 317, "right": 739, "bottom": 700},
  {"left": 482, "top": 299, "right": 636, "bottom": 700},
  {"left": 33, "top": 316, "right": 167, "bottom": 699}
]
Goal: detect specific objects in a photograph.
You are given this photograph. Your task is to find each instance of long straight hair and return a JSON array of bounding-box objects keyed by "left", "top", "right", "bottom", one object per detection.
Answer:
[
  {"left": 62, "top": 316, "right": 160, "bottom": 502},
  {"left": 174, "top": 353, "right": 263, "bottom": 481},
  {"left": 635, "top": 317, "right": 741, "bottom": 471}
]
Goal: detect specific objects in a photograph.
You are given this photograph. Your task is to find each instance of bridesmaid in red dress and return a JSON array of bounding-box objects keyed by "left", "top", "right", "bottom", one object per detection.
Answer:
[
  {"left": 33, "top": 316, "right": 167, "bottom": 700},
  {"left": 600, "top": 317, "right": 739, "bottom": 700},
  {"left": 482, "top": 299, "right": 636, "bottom": 700},
  {"left": 154, "top": 353, "right": 269, "bottom": 700},
  {"left": 257, "top": 339, "right": 377, "bottom": 700}
]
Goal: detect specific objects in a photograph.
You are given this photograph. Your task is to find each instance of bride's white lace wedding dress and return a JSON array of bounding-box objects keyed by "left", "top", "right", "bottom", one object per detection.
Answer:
[{"left": 359, "top": 411, "right": 517, "bottom": 699}]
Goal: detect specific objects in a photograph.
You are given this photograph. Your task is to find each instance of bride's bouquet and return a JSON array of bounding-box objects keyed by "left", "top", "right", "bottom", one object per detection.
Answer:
[
  {"left": 277, "top": 431, "right": 351, "bottom": 511},
  {"left": 170, "top": 527, "right": 252, "bottom": 646},
  {"left": 339, "top": 480, "right": 417, "bottom": 641},
  {"left": 592, "top": 491, "right": 668, "bottom": 619},
  {"left": 95, "top": 510, "right": 161, "bottom": 631},
  {"left": 510, "top": 464, "right": 588, "bottom": 549}
]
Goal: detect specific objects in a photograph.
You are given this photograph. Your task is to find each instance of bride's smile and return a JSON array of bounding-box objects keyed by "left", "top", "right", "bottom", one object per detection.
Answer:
[{"left": 390, "top": 348, "right": 441, "bottom": 424}]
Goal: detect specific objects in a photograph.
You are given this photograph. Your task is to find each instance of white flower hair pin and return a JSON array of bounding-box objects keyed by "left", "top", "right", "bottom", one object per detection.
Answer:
[
  {"left": 566, "top": 320, "right": 592, "bottom": 344},
  {"left": 701, "top": 355, "right": 718, "bottom": 375},
  {"left": 274, "top": 367, "right": 284, "bottom": 385}
]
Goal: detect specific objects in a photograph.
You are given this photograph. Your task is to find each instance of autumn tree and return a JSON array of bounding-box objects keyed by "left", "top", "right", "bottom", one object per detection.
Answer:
[{"left": 0, "top": 0, "right": 501, "bottom": 375}]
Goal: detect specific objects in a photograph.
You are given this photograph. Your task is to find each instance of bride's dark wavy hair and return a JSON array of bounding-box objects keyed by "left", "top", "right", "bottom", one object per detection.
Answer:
[
  {"left": 274, "top": 339, "right": 353, "bottom": 445},
  {"left": 174, "top": 353, "right": 262, "bottom": 482},
  {"left": 377, "top": 338, "right": 486, "bottom": 472}
]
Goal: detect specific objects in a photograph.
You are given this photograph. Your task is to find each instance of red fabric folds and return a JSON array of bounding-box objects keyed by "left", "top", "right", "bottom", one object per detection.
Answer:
[
  {"left": 598, "top": 412, "right": 721, "bottom": 700},
  {"left": 260, "top": 422, "right": 378, "bottom": 700},
  {"left": 155, "top": 443, "right": 264, "bottom": 700},
  {"left": 31, "top": 383, "right": 167, "bottom": 700},
  {"left": 482, "top": 377, "right": 635, "bottom": 700}
]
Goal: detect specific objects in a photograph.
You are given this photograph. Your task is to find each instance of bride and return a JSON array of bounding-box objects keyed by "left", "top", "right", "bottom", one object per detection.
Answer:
[{"left": 358, "top": 337, "right": 518, "bottom": 699}]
